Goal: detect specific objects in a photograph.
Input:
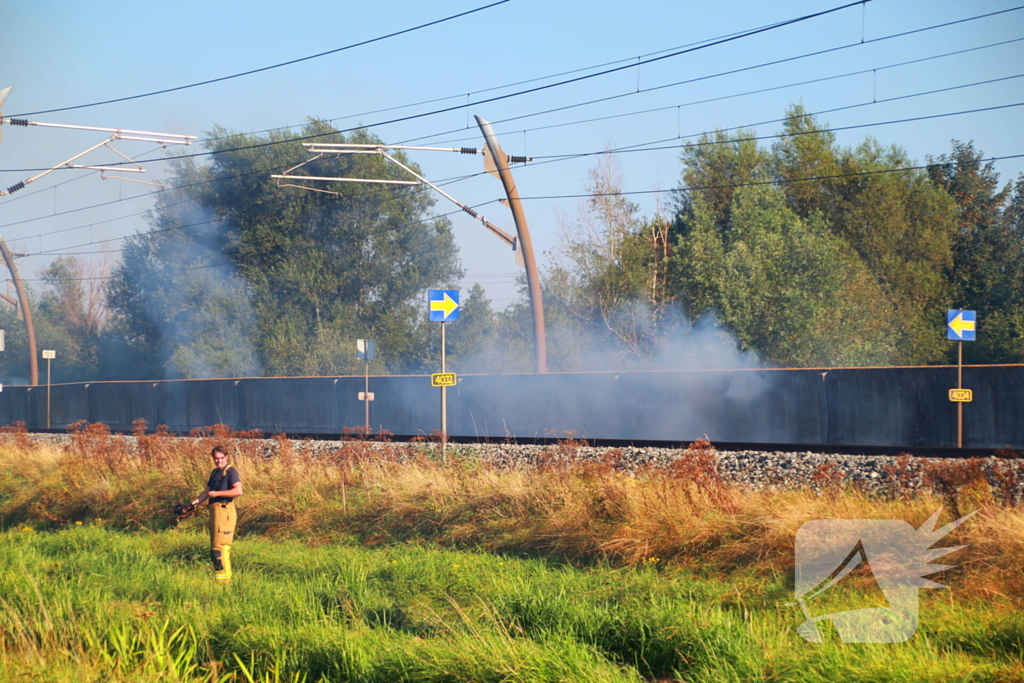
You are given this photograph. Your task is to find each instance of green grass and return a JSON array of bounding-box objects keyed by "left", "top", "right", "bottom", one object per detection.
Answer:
[
  {"left": 1, "top": 435, "right": 1021, "bottom": 681},
  {"left": 0, "top": 524, "right": 1020, "bottom": 682}
]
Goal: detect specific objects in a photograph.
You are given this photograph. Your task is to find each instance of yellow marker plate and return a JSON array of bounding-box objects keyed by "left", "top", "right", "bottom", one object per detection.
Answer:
[
  {"left": 431, "top": 373, "right": 457, "bottom": 387},
  {"left": 948, "top": 388, "right": 973, "bottom": 402}
]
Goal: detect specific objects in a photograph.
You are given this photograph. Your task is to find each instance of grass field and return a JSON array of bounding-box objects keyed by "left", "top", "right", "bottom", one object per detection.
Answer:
[{"left": 0, "top": 425, "right": 1021, "bottom": 682}]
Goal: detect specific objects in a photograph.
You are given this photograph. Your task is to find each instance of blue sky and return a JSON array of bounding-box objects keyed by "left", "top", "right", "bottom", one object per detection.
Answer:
[{"left": 2, "top": 0, "right": 1023, "bottom": 308}]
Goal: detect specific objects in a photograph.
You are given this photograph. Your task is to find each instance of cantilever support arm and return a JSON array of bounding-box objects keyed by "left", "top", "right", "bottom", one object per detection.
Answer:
[
  {"left": 0, "top": 136, "right": 113, "bottom": 196},
  {"left": 379, "top": 152, "right": 517, "bottom": 249}
]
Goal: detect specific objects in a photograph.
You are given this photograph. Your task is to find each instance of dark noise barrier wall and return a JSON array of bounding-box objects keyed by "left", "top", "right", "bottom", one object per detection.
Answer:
[{"left": 3, "top": 365, "right": 1021, "bottom": 448}]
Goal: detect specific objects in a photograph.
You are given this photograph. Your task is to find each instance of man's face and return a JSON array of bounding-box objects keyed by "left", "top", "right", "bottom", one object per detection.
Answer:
[{"left": 213, "top": 451, "right": 228, "bottom": 467}]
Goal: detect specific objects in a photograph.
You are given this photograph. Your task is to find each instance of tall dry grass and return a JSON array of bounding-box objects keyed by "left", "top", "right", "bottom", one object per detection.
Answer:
[{"left": 1, "top": 423, "right": 1021, "bottom": 599}]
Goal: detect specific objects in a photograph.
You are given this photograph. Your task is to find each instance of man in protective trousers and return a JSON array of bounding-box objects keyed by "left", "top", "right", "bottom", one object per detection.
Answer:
[{"left": 190, "top": 445, "right": 242, "bottom": 582}]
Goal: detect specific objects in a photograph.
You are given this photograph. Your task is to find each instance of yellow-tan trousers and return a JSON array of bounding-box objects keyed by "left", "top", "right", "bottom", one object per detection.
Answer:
[{"left": 209, "top": 502, "right": 236, "bottom": 582}]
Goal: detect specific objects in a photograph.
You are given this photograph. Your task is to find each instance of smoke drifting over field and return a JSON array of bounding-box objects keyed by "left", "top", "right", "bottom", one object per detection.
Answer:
[
  {"left": 453, "top": 295, "right": 762, "bottom": 374},
  {"left": 443, "top": 300, "right": 787, "bottom": 443},
  {"left": 109, "top": 199, "right": 261, "bottom": 380}
]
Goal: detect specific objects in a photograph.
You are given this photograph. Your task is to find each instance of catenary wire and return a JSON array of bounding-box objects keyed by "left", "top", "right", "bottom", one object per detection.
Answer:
[
  {"left": 0, "top": 5, "right": 869, "bottom": 198},
  {"left": 524, "top": 101, "right": 1024, "bottom": 165},
  {"left": 4, "top": 4, "right": 1020, "bottom": 263},
  {"left": 1, "top": 0, "right": 1015, "bottom": 230},
  {"left": 417, "top": 37, "right": 1024, "bottom": 147},
  {"left": 6, "top": 0, "right": 1006, "bottom": 212},
  {"left": 517, "top": 153, "right": 1024, "bottom": 201},
  {"left": 406, "top": 29, "right": 1024, "bottom": 146},
  {"left": 35, "top": 99, "right": 1024, "bottom": 254},
  {"left": 197, "top": 15, "right": 816, "bottom": 145},
  {"left": 0, "top": 0, "right": 886, "bottom": 240},
  {"left": 1, "top": 0, "right": 1018, "bottom": 238},
  {"left": 7, "top": 1, "right": 511, "bottom": 118},
  {"left": 0, "top": 14, "right": 801, "bottom": 207},
  {"left": 24, "top": 169, "right": 486, "bottom": 255},
  {"left": 0, "top": 0, "right": 873, "bottom": 174},
  {"left": 24, "top": 93, "right": 1024, "bottom": 257},
  {"left": 26, "top": 151, "right": 1024, "bottom": 281},
  {"left": 1, "top": 166, "right": 490, "bottom": 262},
  {"left": 4, "top": 26, "right": 1018, "bottom": 242},
  {"left": 17, "top": 203, "right": 491, "bottom": 279},
  {"left": 203, "top": 4, "right": 1024, "bottom": 149}
]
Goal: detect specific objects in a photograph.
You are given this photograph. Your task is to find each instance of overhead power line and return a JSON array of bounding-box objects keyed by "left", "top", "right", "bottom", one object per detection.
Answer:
[
  {"left": 210, "top": 4, "right": 1024, "bottom": 151},
  {"left": 1, "top": 0, "right": 873, "bottom": 173},
  {"left": 518, "top": 153, "right": 1024, "bottom": 202},
  {"left": 17, "top": 85, "right": 1024, "bottom": 255},
  {"left": 8, "top": 1, "right": 511, "bottom": 118},
  {"left": 0, "top": 9, "right": 803, "bottom": 205},
  {"left": 0, "top": 0, "right": 885, "bottom": 242},
  {"left": 3, "top": 0, "right": 1017, "bottom": 205},
  {"left": 3, "top": 4, "right": 1019, "bottom": 247},
  {"left": 34, "top": 99, "right": 1024, "bottom": 256},
  {"left": 27, "top": 151, "right": 1024, "bottom": 282},
  {"left": 199, "top": 15, "right": 810, "bottom": 145},
  {"left": 9, "top": 84, "right": 1023, "bottom": 254},
  {"left": 526, "top": 101, "right": 1024, "bottom": 166},
  {"left": 23, "top": 169, "right": 482, "bottom": 255},
  {"left": 419, "top": 36, "right": 1024, "bottom": 147},
  {"left": 20, "top": 203, "right": 484, "bottom": 280},
  {"left": 0, "top": 13, "right": 807, "bottom": 204}
]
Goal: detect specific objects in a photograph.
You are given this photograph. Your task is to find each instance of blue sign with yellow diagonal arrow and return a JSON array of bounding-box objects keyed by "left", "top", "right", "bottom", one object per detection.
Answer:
[
  {"left": 947, "top": 309, "right": 976, "bottom": 341},
  {"left": 428, "top": 289, "right": 460, "bottom": 322}
]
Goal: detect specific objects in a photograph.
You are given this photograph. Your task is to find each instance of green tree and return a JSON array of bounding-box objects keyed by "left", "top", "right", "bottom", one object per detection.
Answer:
[
  {"left": 987, "top": 176, "right": 1024, "bottom": 362},
  {"left": 928, "top": 142, "right": 1023, "bottom": 362},
  {"left": 771, "top": 103, "right": 842, "bottom": 219},
  {"left": 37, "top": 256, "right": 109, "bottom": 379},
  {"left": 671, "top": 108, "right": 959, "bottom": 366},
  {"left": 674, "top": 184, "right": 894, "bottom": 366},
  {"left": 826, "top": 139, "right": 958, "bottom": 363},
  {"left": 446, "top": 283, "right": 499, "bottom": 372},
  {"left": 107, "top": 120, "right": 461, "bottom": 378},
  {"left": 0, "top": 302, "right": 38, "bottom": 385},
  {"left": 544, "top": 152, "right": 680, "bottom": 368},
  {"left": 106, "top": 211, "right": 260, "bottom": 379},
  {"left": 675, "top": 128, "right": 771, "bottom": 236},
  {"left": 0, "top": 256, "right": 114, "bottom": 384}
]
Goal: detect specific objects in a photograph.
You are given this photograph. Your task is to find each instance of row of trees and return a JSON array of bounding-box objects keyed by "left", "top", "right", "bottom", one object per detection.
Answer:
[
  {"left": 0, "top": 107, "right": 1020, "bottom": 383},
  {"left": 506, "top": 105, "right": 1023, "bottom": 370}
]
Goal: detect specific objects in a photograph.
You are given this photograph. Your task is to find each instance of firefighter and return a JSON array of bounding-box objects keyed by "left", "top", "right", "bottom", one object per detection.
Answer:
[{"left": 190, "top": 445, "right": 242, "bottom": 582}]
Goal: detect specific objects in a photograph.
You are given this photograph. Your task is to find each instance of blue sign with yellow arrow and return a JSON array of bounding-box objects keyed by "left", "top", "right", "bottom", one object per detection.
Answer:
[
  {"left": 428, "top": 289, "right": 460, "bottom": 322},
  {"left": 947, "top": 309, "right": 976, "bottom": 341}
]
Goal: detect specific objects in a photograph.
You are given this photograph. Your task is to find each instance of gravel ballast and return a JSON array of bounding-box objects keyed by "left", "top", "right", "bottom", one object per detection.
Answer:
[{"left": 20, "top": 433, "right": 1023, "bottom": 501}]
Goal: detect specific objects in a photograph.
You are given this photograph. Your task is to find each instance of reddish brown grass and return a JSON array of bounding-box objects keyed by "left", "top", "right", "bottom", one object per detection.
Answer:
[{"left": 0, "top": 426, "right": 1021, "bottom": 600}]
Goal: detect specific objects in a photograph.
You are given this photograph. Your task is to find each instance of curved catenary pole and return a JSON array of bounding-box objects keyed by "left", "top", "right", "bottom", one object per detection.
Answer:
[
  {"left": 0, "top": 238, "right": 38, "bottom": 385},
  {"left": 474, "top": 116, "right": 547, "bottom": 373}
]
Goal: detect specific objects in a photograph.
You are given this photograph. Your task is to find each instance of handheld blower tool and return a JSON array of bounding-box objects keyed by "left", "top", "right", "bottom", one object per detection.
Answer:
[{"left": 174, "top": 502, "right": 198, "bottom": 521}]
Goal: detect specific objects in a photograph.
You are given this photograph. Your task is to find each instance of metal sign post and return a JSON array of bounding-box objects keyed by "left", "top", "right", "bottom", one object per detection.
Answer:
[
  {"left": 42, "top": 349, "right": 55, "bottom": 429},
  {"left": 947, "top": 310, "right": 977, "bottom": 448},
  {"left": 441, "top": 321, "right": 447, "bottom": 458},
  {"left": 428, "top": 290, "right": 460, "bottom": 460},
  {"left": 958, "top": 341, "right": 963, "bottom": 447},
  {"left": 357, "top": 339, "right": 376, "bottom": 434}
]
